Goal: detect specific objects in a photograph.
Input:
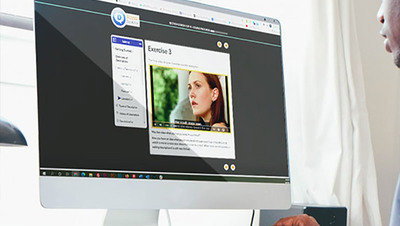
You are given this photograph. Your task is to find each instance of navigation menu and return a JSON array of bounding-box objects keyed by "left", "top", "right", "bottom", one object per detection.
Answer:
[{"left": 111, "top": 35, "right": 147, "bottom": 128}]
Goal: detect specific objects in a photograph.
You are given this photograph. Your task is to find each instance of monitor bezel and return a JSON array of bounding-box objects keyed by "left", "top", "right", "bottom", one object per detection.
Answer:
[{"left": 36, "top": 0, "right": 291, "bottom": 209}]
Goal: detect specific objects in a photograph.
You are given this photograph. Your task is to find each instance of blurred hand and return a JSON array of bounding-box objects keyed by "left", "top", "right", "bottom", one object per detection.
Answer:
[{"left": 273, "top": 214, "right": 320, "bottom": 226}]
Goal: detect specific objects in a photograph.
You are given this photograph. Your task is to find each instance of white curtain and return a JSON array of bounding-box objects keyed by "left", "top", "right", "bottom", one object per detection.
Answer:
[{"left": 287, "top": 0, "right": 382, "bottom": 225}]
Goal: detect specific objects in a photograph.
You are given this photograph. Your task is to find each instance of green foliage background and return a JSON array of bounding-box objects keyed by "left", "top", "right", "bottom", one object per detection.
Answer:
[{"left": 152, "top": 66, "right": 179, "bottom": 122}]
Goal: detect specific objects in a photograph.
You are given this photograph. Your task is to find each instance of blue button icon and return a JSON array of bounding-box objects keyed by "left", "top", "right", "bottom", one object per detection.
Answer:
[{"left": 111, "top": 7, "right": 127, "bottom": 28}]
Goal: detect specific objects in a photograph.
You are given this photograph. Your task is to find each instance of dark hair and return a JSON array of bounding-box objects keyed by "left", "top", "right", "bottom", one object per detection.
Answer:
[{"left": 201, "top": 73, "right": 226, "bottom": 126}]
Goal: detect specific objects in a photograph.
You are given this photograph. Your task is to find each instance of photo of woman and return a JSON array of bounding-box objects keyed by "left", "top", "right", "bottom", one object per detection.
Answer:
[
  {"left": 187, "top": 71, "right": 227, "bottom": 129},
  {"left": 150, "top": 65, "right": 230, "bottom": 132}
]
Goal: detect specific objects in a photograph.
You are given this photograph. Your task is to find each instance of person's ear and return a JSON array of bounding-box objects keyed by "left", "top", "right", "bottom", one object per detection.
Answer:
[{"left": 212, "top": 88, "right": 219, "bottom": 102}]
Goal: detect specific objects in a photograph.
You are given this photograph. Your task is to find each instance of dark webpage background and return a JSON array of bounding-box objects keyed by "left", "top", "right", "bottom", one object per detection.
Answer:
[{"left": 35, "top": 0, "right": 288, "bottom": 177}]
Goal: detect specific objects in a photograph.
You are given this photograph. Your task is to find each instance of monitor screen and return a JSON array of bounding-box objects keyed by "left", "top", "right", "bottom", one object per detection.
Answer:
[{"left": 35, "top": 0, "right": 290, "bottom": 209}]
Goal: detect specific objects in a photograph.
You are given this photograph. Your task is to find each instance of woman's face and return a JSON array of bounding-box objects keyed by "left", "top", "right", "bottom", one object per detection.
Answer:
[{"left": 188, "top": 72, "right": 216, "bottom": 119}]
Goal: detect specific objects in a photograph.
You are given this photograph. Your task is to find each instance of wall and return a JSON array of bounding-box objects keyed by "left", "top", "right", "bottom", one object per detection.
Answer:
[
  {"left": 353, "top": 0, "right": 400, "bottom": 225},
  {"left": 193, "top": 1, "right": 400, "bottom": 225}
]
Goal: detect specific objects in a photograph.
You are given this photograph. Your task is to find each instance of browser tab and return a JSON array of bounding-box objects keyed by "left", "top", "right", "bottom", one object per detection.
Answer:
[{"left": 99, "top": 0, "right": 280, "bottom": 35}]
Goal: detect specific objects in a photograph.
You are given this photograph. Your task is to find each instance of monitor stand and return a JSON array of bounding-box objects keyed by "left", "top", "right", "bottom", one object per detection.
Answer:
[{"left": 103, "top": 209, "right": 160, "bottom": 226}]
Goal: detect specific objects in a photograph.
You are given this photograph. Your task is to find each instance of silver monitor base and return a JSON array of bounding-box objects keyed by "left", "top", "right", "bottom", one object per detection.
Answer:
[{"left": 104, "top": 210, "right": 160, "bottom": 226}]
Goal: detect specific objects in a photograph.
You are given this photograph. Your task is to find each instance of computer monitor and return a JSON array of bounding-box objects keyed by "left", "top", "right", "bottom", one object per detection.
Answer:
[{"left": 35, "top": 0, "right": 290, "bottom": 210}]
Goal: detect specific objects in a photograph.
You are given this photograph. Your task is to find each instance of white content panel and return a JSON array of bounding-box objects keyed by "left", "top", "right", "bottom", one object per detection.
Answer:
[{"left": 145, "top": 40, "right": 236, "bottom": 159}]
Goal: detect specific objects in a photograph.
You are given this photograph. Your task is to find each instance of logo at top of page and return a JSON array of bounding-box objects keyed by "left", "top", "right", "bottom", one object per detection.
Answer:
[{"left": 111, "top": 7, "right": 140, "bottom": 28}]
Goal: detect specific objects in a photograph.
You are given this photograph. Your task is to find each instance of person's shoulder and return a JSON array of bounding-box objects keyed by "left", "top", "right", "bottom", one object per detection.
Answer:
[
  {"left": 273, "top": 214, "right": 319, "bottom": 226},
  {"left": 212, "top": 122, "right": 227, "bottom": 128}
]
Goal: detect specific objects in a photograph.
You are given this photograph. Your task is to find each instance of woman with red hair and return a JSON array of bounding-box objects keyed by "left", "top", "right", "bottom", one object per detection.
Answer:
[{"left": 187, "top": 71, "right": 227, "bottom": 129}]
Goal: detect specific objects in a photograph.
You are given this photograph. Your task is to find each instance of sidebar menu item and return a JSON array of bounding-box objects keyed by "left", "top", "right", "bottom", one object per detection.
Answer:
[{"left": 111, "top": 35, "right": 147, "bottom": 128}]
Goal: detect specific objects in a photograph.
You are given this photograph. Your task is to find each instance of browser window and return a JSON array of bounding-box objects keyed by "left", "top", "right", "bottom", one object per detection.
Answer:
[{"left": 36, "top": 0, "right": 288, "bottom": 183}]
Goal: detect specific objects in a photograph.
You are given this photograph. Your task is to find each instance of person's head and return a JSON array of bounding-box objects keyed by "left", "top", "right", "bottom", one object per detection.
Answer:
[
  {"left": 187, "top": 71, "right": 226, "bottom": 126},
  {"left": 378, "top": 0, "right": 400, "bottom": 67}
]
